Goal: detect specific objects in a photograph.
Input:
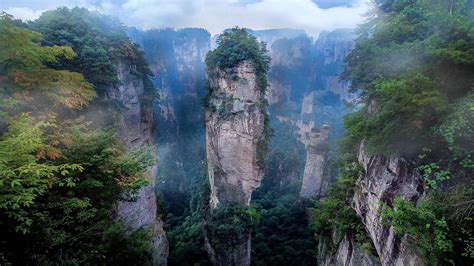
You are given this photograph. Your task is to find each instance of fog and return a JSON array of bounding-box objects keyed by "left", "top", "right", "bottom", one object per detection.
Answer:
[{"left": 1, "top": 0, "right": 369, "bottom": 37}]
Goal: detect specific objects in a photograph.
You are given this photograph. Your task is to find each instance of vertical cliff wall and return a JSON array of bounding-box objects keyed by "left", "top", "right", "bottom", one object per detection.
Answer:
[
  {"left": 128, "top": 28, "right": 211, "bottom": 217},
  {"left": 108, "top": 61, "right": 168, "bottom": 265},
  {"left": 318, "top": 141, "right": 424, "bottom": 266},
  {"left": 352, "top": 143, "right": 423, "bottom": 265},
  {"left": 205, "top": 60, "right": 266, "bottom": 265},
  {"left": 300, "top": 124, "right": 330, "bottom": 198}
]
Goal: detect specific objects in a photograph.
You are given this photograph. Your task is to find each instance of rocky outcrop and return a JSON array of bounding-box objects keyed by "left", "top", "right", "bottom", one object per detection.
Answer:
[
  {"left": 206, "top": 60, "right": 266, "bottom": 208},
  {"left": 300, "top": 125, "right": 330, "bottom": 198},
  {"left": 205, "top": 60, "right": 266, "bottom": 265},
  {"left": 108, "top": 61, "right": 168, "bottom": 265},
  {"left": 318, "top": 142, "right": 424, "bottom": 266},
  {"left": 351, "top": 142, "right": 423, "bottom": 266},
  {"left": 318, "top": 232, "right": 380, "bottom": 266}
]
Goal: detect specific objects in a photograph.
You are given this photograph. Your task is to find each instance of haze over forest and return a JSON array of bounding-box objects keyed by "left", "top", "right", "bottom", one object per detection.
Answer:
[{"left": 0, "top": 1, "right": 473, "bottom": 266}]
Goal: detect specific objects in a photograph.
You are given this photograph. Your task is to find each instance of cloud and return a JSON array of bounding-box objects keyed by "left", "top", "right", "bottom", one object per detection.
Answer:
[
  {"left": 1, "top": 0, "right": 369, "bottom": 37},
  {"left": 3, "top": 7, "right": 45, "bottom": 21}
]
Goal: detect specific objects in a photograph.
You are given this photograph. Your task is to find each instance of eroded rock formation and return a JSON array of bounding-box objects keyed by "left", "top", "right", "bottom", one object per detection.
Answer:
[
  {"left": 206, "top": 60, "right": 266, "bottom": 208},
  {"left": 300, "top": 124, "right": 331, "bottom": 198},
  {"left": 205, "top": 60, "right": 266, "bottom": 265},
  {"left": 352, "top": 142, "right": 423, "bottom": 266},
  {"left": 318, "top": 141, "right": 424, "bottom": 266},
  {"left": 108, "top": 61, "right": 168, "bottom": 265}
]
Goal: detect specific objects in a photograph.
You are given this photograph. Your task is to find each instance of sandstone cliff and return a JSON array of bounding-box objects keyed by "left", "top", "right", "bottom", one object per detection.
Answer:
[
  {"left": 107, "top": 61, "right": 168, "bottom": 265},
  {"left": 352, "top": 142, "right": 423, "bottom": 265},
  {"left": 206, "top": 60, "right": 266, "bottom": 208},
  {"left": 205, "top": 60, "right": 266, "bottom": 265},
  {"left": 300, "top": 125, "right": 330, "bottom": 198},
  {"left": 318, "top": 141, "right": 424, "bottom": 266}
]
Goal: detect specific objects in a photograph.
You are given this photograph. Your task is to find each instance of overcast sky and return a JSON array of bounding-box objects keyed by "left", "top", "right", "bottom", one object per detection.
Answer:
[{"left": 0, "top": 0, "right": 369, "bottom": 36}]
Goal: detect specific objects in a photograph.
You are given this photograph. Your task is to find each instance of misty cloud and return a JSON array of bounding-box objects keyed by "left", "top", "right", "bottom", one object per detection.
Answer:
[{"left": 1, "top": 0, "right": 369, "bottom": 37}]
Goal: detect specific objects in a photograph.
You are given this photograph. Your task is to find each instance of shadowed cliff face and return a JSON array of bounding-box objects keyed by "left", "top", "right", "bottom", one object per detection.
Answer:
[
  {"left": 109, "top": 61, "right": 168, "bottom": 265},
  {"left": 128, "top": 28, "right": 211, "bottom": 217},
  {"left": 318, "top": 142, "right": 425, "bottom": 266},
  {"left": 318, "top": 232, "right": 381, "bottom": 266}
]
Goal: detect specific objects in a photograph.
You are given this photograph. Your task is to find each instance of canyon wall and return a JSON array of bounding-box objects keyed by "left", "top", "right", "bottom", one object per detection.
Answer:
[
  {"left": 318, "top": 142, "right": 424, "bottom": 266},
  {"left": 352, "top": 143, "right": 423, "bottom": 265},
  {"left": 318, "top": 232, "right": 380, "bottom": 266},
  {"left": 108, "top": 61, "right": 168, "bottom": 265},
  {"left": 205, "top": 60, "right": 266, "bottom": 265}
]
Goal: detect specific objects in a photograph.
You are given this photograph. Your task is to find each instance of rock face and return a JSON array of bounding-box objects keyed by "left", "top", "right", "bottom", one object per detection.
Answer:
[
  {"left": 318, "top": 232, "right": 380, "bottom": 266},
  {"left": 205, "top": 60, "right": 266, "bottom": 265},
  {"left": 300, "top": 124, "right": 330, "bottom": 198},
  {"left": 351, "top": 142, "right": 423, "bottom": 266},
  {"left": 317, "top": 142, "right": 424, "bottom": 266},
  {"left": 108, "top": 61, "right": 168, "bottom": 265},
  {"left": 206, "top": 61, "right": 266, "bottom": 208}
]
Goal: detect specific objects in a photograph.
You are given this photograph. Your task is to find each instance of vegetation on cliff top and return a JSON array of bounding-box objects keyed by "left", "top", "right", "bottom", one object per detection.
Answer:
[{"left": 206, "top": 27, "right": 270, "bottom": 91}]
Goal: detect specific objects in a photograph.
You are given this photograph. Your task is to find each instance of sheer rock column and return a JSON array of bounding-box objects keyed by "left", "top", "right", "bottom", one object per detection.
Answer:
[
  {"left": 205, "top": 60, "right": 266, "bottom": 265},
  {"left": 300, "top": 124, "right": 330, "bottom": 199}
]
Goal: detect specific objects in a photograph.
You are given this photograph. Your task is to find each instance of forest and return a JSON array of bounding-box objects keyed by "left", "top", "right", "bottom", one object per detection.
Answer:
[{"left": 0, "top": 0, "right": 473, "bottom": 265}]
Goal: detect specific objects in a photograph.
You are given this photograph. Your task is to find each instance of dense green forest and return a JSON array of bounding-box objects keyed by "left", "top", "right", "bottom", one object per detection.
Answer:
[
  {"left": 0, "top": 9, "right": 157, "bottom": 264},
  {"left": 313, "top": 0, "right": 474, "bottom": 264}
]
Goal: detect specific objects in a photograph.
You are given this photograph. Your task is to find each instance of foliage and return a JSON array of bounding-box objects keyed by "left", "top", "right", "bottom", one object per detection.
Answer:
[
  {"left": 343, "top": 0, "right": 474, "bottom": 156},
  {"left": 0, "top": 114, "right": 154, "bottom": 264},
  {"left": 309, "top": 155, "right": 366, "bottom": 243},
  {"left": 0, "top": 12, "right": 96, "bottom": 111},
  {"left": 167, "top": 213, "right": 211, "bottom": 266},
  {"left": 30, "top": 7, "right": 153, "bottom": 93},
  {"left": 380, "top": 184, "right": 474, "bottom": 265},
  {"left": 205, "top": 203, "right": 259, "bottom": 252},
  {"left": 251, "top": 195, "right": 317, "bottom": 266},
  {"left": 206, "top": 27, "right": 270, "bottom": 92},
  {"left": 0, "top": 11, "right": 156, "bottom": 265},
  {"left": 381, "top": 196, "right": 453, "bottom": 263}
]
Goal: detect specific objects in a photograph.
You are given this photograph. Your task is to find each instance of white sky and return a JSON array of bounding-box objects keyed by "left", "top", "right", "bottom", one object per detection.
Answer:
[{"left": 1, "top": 0, "right": 370, "bottom": 37}]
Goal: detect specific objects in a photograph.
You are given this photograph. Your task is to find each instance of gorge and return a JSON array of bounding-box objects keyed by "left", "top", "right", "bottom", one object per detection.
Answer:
[{"left": 0, "top": 1, "right": 473, "bottom": 266}]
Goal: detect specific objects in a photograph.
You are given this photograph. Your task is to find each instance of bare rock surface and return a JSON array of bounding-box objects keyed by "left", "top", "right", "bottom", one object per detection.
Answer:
[
  {"left": 108, "top": 61, "right": 168, "bottom": 265},
  {"left": 351, "top": 142, "right": 423, "bottom": 266},
  {"left": 300, "top": 125, "right": 331, "bottom": 198}
]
